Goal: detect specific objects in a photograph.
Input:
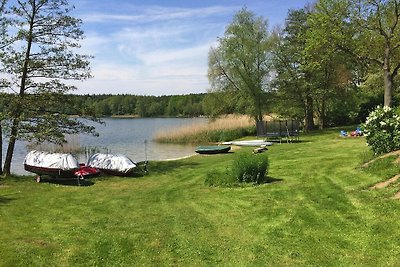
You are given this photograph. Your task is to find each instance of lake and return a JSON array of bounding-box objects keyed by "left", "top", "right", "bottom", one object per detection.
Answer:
[{"left": 2, "top": 117, "right": 209, "bottom": 175}]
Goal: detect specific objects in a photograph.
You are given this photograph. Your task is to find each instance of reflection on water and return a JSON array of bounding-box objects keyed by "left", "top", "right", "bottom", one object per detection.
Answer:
[{"left": 2, "top": 117, "right": 208, "bottom": 175}]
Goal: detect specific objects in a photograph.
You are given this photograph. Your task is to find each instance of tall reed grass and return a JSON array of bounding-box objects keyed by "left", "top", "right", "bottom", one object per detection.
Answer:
[
  {"left": 26, "top": 135, "right": 110, "bottom": 161},
  {"left": 27, "top": 135, "right": 82, "bottom": 154},
  {"left": 153, "top": 115, "right": 258, "bottom": 144}
]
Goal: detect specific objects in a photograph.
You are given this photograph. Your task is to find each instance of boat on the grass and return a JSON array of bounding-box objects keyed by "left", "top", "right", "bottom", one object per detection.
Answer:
[
  {"left": 86, "top": 153, "right": 137, "bottom": 176},
  {"left": 195, "top": 145, "right": 231, "bottom": 154},
  {"left": 24, "top": 150, "right": 89, "bottom": 182},
  {"left": 222, "top": 140, "right": 273, "bottom": 147},
  {"left": 75, "top": 164, "right": 101, "bottom": 179}
]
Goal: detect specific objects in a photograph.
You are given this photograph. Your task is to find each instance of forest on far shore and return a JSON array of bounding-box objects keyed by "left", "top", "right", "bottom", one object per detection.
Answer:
[
  {"left": 0, "top": 89, "right": 389, "bottom": 127},
  {"left": 0, "top": 90, "right": 385, "bottom": 127},
  {"left": 64, "top": 93, "right": 207, "bottom": 118}
]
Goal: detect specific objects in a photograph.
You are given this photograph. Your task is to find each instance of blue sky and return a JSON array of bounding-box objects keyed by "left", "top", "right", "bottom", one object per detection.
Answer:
[{"left": 71, "top": 0, "right": 311, "bottom": 95}]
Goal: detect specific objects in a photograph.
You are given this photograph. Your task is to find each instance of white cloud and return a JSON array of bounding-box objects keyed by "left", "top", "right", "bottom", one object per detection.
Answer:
[
  {"left": 82, "top": 5, "right": 235, "bottom": 24},
  {"left": 73, "top": 4, "right": 235, "bottom": 95},
  {"left": 137, "top": 43, "right": 211, "bottom": 66}
]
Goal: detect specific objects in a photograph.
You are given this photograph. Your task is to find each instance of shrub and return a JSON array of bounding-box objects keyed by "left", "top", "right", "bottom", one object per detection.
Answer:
[
  {"left": 231, "top": 153, "right": 269, "bottom": 184},
  {"left": 363, "top": 106, "right": 400, "bottom": 155},
  {"left": 205, "top": 153, "right": 270, "bottom": 187},
  {"left": 204, "top": 170, "right": 238, "bottom": 187}
]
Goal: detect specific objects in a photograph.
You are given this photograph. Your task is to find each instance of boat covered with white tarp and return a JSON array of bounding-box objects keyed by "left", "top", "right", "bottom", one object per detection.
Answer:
[
  {"left": 222, "top": 140, "right": 273, "bottom": 147},
  {"left": 86, "top": 153, "right": 137, "bottom": 176},
  {"left": 24, "top": 150, "right": 80, "bottom": 181}
]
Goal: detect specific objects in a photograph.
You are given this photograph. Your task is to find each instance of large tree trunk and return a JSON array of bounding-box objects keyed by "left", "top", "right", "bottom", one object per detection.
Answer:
[
  {"left": 304, "top": 95, "right": 315, "bottom": 132},
  {"left": 2, "top": 8, "right": 34, "bottom": 176},
  {"left": 3, "top": 119, "right": 18, "bottom": 176},
  {"left": 0, "top": 122, "right": 2, "bottom": 175},
  {"left": 255, "top": 109, "right": 263, "bottom": 123},
  {"left": 383, "top": 46, "right": 393, "bottom": 107},
  {"left": 319, "top": 98, "right": 326, "bottom": 130},
  {"left": 383, "top": 69, "right": 393, "bottom": 107}
]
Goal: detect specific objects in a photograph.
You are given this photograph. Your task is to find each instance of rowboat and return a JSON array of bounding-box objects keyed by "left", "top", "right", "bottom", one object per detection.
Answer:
[
  {"left": 86, "top": 153, "right": 137, "bottom": 176},
  {"left": 24, "top": 150, "right": 82, "bottom": 182},
  {"left": 195, "top": 145, "right": 231, "bottom": 154},
  {"left": 222, "top": 140, "right": 273, "bottom": 147}
]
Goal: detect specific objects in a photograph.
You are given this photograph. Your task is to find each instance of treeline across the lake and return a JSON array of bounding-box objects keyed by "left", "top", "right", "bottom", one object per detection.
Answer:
[
  {"left": 0, "top": 90, "right": 386, "bottom": 124},
  {"left": 66, "top": 93, "right": 206, "bottom": 117}
]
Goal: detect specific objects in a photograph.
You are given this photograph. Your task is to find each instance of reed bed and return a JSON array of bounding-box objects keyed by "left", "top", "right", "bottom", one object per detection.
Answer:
[
  {"left": 153, "top": 115, "right": 257, "bottom": 144},
  {"left": 26, "top": 135, "right": 109, "bottom": 161},
  {"left": 27, "top": 135, "right": 82, "bottom": 154}
]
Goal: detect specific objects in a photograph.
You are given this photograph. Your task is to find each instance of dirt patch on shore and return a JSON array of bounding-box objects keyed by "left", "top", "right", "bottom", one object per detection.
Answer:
[
  {"left": 370, "top": 174, "right": 400, "bottom": 189},
  {"left": 369, "top": 174, "right": 400, "bottom": 200},
  {"left": 362, "top": 150, "right": 400, "bottom": 168},
  {"left": 393, "top": 191, "right": 400, "bottom": 200},
  {"left": 364, "top": 151, "right": 400, "bottom": 199}
]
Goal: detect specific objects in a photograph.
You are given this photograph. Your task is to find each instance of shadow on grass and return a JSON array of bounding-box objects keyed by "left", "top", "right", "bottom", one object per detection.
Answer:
[
  {"left": 0, "top": 195, "right": 16, "bottom": 205},
  {"left": 147, "top": 160, "right": 200, "bottom": 175},
  {"left": 265, "top": 176, "right": 284, "bottom": 184},
  {"left": 268, "top": 139, "right": 311, "bottom": 144},
  {"left": 38, "top": 177, "right": 95, "bottom": 187}
]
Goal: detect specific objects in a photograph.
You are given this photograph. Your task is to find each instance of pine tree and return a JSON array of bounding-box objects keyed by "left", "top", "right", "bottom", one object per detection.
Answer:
[{"left": 0, "top": 0, "right": 97, "bottom": 175}]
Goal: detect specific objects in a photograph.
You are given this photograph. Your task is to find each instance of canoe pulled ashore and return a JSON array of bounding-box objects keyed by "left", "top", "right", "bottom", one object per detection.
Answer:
[
  {"left": 222, "top": 140, "right": 273, "bottom": 147},
  {"left": 87, "top": 153, "right": 137, "bottom": 176},
  {"left": 195, "top": 145, "right": 231, "bottom": 154}
]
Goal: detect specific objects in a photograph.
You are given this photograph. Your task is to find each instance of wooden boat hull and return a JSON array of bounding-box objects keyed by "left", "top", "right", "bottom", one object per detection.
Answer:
[
  {"left": 24, "top": 164, "right": 78, "bottom": 179},
  {"left": 25, "top": 164, "right": 100, "bottom": 179},
  {"left": 97, "top": 168, "right": 135, "bottom": 177},
  {"left": 195, "top": 145, "right": 231, "bottom": 154}
]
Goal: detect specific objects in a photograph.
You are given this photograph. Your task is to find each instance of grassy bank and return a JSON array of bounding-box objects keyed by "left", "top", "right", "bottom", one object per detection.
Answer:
[{"left": 1, "top": 129, "right": 400, "bottom": 266}]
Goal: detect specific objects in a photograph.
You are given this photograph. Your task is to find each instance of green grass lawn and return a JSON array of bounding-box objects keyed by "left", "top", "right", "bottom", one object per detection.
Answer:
[{"left": 1, "top": 129, "right": 400, "bottom": 266}]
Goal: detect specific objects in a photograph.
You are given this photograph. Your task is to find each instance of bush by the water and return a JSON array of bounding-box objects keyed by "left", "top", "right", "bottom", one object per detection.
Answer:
[
  {"left": 363, "top": 106, "right": 400, "bottom": 155},
  {"left": 205, "top": 153, "right": 269, "bottom": 187}
]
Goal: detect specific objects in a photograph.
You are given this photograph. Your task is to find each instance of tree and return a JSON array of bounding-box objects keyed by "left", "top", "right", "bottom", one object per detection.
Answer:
[
  {"left": 272, "top": 7, "right": 322, "bottom": 131},
  {"left": 311, "top": 0, "right": 400, "bottom": 107},
  {"left": 0, "top": 0, "right": 9, "bottom": 174},
  {"left": 208, "top": 8, "right": 273, "bottom": 123},
  {"left": 273, "top": 6, "right": 362, "bottom": 130},
  {"left": 0, "top": 0, "right": 96, "bottom": 176}
]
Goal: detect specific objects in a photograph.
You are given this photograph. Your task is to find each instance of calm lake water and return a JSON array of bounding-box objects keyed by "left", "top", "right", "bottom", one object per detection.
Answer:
[{"left": 2, "top": 117, "right": 208, "bottom": 175}]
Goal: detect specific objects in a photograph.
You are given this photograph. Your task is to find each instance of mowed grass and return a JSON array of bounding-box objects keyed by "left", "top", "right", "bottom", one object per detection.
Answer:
[{"left": 1, "top": 129, "right": 400, "bottom": 266}]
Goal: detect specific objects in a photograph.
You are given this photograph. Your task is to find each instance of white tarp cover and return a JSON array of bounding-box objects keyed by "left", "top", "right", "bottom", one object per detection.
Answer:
[
  {"left": 24, "top": 150, "right": 79, "bottom": 171},
  {"left": 87, "top": 153, "right": 136, "bottom": 173}
]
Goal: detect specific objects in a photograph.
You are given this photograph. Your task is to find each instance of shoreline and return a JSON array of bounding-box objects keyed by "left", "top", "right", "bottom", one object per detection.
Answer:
[{"left": 161, "top": 154, "right": 197, "bottom": 161}]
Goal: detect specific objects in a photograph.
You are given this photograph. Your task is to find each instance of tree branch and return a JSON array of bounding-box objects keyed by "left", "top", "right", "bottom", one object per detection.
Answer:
[
  {"left": 210, "top": 47, "right": 241, "bottom": 92},
  {"left": 392, "top": 62, "right": 400, "bottom": 77},
  {"left": 390, "top": 0, "right": 400, "bottom": 35}
]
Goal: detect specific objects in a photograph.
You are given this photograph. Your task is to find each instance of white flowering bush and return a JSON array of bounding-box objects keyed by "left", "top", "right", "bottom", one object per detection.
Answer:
[{"left": 363, "top": 106, "right": 400, "bottom": 155}]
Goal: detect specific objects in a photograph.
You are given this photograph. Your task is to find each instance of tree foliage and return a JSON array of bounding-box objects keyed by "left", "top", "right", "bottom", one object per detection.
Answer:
[
  {"left": 208, "top": 8, "right": 273, "bottom": 123},
  {"left": 310, "top": 0, "right": 400, "bottom": 107},
  {"left": 272, "top": 8, "right": 317, "bottom": 131},
  {"left": 0, "top": 0, "right": 96, "bottom": 175}
]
